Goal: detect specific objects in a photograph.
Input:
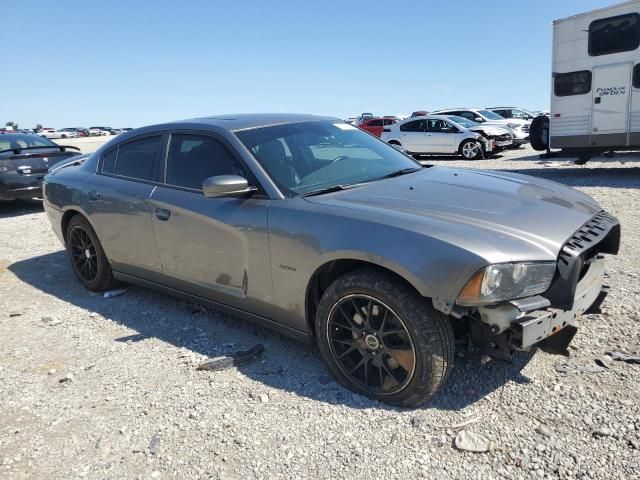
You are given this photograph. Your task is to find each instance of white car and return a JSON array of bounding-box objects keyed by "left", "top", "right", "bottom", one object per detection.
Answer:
[
  {"left": 89, "top": 127, "right": 112, "bottom": 136},
  {"left": 381, "top": 115, "right": 492, "bottom": 160},
  {"left": 443, "top": 116, "right": 513, "bottom": 151},
  {"left": 37, "top": 128, "right": 63, "bottom": 139},
  {"left": 431, "top": 108, "right": 530, "bottom": 146},
  {"left": 58, "top": 128, "right": 80, "bottom": 138}
]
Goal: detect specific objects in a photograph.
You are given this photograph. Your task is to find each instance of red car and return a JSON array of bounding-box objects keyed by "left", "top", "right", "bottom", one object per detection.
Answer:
[{"left": 358, "top": 117, "right": 398, "bottom": 137}]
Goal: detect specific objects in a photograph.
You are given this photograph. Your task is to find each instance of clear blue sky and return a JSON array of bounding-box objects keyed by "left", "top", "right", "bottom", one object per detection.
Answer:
[{"left": 2, "top": 0, "right": 616, "bottom": 128}]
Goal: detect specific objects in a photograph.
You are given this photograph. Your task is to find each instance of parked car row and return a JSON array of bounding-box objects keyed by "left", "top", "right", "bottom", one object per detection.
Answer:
[
  {"left": 35, "top": 127, "right": 132, "bottom": 139},
  {"left": 348, "top": 106, "right": 536, "bottom": 160}
]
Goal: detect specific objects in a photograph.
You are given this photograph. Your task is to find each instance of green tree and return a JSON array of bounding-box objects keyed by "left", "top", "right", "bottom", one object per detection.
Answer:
[
  {"left": 35, "top": 123, "right": 43, "bottom": 131},
  {"left": 5, "top": 121, "right": 18, "bottom": 130}
]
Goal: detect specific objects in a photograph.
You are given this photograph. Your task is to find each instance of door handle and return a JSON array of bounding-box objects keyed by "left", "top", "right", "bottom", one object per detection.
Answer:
[
  {"left": 87, "top": 190, "right": 100, "bottom": 201},
  {"left": 154, "top": 208, "right": 171, "bottom": 221}
]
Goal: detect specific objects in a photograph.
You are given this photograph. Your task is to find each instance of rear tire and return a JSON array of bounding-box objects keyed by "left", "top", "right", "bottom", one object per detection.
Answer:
[
  {"left": 315, "top": 268, "right": 455, "bottom": 407},
  {"left": 65, "top": 215, "right": 116, "bottom": 292},
  {"left": 459, "top": 139, "right": 483, "bottom": 160},
  {"left": 529, "top": 115, "right": 550, "bottom": 151}
]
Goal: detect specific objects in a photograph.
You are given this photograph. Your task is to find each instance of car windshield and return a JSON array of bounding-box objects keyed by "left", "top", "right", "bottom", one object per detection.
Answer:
[
  {"left": 511, "top": 109, "right": 535, "bottom": 119},
  {"left": 478, "top": 110, "right": 504, "bottom": 120},
  {"left": 0, "top": 134, "right": 57, "bottom": 152},
  {"left": 446, "top": 116, "right": 477, "bottom": 128},
  {"left": 236, "top": 121, "right": 421, "bottom": 197}
]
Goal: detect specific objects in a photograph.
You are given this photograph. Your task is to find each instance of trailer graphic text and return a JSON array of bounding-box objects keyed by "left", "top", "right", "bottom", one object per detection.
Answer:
[{"left": 596, "top": 86, "right": 627, "bottom": 96}]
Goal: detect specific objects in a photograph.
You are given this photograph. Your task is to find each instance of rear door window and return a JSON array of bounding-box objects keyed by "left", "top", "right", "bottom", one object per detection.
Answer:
[
  {"left": 113, "top": 136, "right": 163, "bottom": 181},
  {"left": 554, "top": 70, "right": 592, "bottom": 96},
  {"left": 165, "top": 134, "right": 244, "bottom": 190},
  {"left": 400, "top": 120, "right": 426, "bottom": 132},
  {"left": 367, "top": 119, "right": 383, "bottom": 127},
  {"left": 589, "top": 13, "right": 640, "bottom": 56}
]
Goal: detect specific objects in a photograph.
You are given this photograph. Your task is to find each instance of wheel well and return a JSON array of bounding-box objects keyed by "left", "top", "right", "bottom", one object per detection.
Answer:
[
  {"left": 60, "top": 209, "right": 82, "bottom": 245},
  {"left": 388, "top": 140, "right": 401, "bottom": 145},
  {"left": 305, "top": 259, "right": 422, "bottom": 340}
]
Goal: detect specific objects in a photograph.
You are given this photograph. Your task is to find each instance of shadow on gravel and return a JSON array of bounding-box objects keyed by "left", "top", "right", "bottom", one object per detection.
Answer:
[
  {"left": 505, "top": 166, "right": 640, "bottom": 189},
  {"left": 0, "top": 198, "right": 43, "bottom": 218},
  {"left": 10, "top": 250, "right": 534, "bottom": 411}
]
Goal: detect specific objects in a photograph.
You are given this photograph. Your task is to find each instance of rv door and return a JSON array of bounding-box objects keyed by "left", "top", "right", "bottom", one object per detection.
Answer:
[{"left": 591, "top": 63, "right": 632, "bottom": 140}]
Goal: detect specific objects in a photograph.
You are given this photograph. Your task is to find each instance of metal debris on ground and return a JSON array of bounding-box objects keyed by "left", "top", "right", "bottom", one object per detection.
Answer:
[
  {"left": 454, "top": 430, "right": 494, "bottom": 453},
  {"left": 197, "top": 344, "right": 265, "bottom": 372},
  {"left": 606, "top": 351, "right": 640, "bottom": 364},
  {"left": 103, "top": 288, "right": 127, "bottom": 299},
  {"left": 554, "top": 359, "right": 606, "bottom": 374}
]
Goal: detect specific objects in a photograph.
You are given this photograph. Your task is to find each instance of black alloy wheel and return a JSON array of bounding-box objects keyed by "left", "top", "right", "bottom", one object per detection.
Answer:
[
  {"left": 69, "top": 225, "right": 98, "bottom": 283},
  {"left": 65, "top": 214, "right": 115, "bottom": 291},
  {"left": 326, "top": 294, "right": 416, "bottom": 396}
]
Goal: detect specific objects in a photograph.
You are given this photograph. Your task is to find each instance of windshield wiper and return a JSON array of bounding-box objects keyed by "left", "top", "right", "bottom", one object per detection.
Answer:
[
  {"left": 378, "top": 167, "right": 422, "bottom": 180},
  {"left": 301, "top": 184, "right": 360, "bottom": 197}
]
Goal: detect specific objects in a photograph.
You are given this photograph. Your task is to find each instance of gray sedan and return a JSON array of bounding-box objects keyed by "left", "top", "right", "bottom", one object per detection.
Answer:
[{"left": 43, "top": 114, "right": 620, "bottom": 407}]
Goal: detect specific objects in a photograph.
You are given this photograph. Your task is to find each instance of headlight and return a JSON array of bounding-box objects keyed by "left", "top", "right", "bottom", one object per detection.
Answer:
[
  {"left": 456, "top": 262, "right": 556, "bottom": 306},
  {"left": 507, "top": 123, "right": 520, "bottom": 130}
]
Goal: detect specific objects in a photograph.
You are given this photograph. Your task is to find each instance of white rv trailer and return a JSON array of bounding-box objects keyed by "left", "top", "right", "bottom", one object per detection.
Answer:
[{"left": 531, "top": 0, "right": 640, "bottom": 162}]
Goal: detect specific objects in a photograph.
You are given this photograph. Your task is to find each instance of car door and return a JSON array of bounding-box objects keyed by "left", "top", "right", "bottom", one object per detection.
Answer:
[
  {"left": 149, "top": 132, "right": 272, "bottom": 312},
  {"left": 399, "top": 120, "right": 427, "bottom": 152},
  {"left": 366, "top": 119, "right": 384, "bottom": 137},
  {"left": 426, "top": 119, "right": 458, "bottom": 153},
  {"left": 86, "top": 133, "right": 166, "bottom": 279}
]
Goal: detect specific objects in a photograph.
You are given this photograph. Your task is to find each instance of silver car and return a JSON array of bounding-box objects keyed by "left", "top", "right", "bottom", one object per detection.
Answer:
[{"left": 43, "top": 114, "right": 620, "bottom": 407}]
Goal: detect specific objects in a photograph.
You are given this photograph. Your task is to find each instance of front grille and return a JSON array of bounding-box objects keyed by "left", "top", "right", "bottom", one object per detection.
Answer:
[
  {"left": 546, "top": 210, "right": 620, "bottom": 310},
  {"left": 522, "top": 124, "right": 530, "bottom": 133},
  {"left": 557, "top": 211, "right": 619, "bottom": 275}
]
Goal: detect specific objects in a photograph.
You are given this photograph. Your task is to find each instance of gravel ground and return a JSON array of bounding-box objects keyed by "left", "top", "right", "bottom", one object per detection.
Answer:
[{"left": 1, "top": 141, "right": 639, "bottom": 479}]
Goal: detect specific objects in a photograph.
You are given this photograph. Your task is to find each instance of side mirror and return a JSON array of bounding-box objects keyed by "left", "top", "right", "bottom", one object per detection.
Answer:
[
  {"left": 202, "top": 175, "right": 256, "bottom": 198},
  {"left": 474, "top": 117, "right": 484, "bottom": 123}
]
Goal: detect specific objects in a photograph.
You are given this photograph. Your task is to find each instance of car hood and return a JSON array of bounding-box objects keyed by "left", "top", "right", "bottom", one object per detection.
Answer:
[
  {"left": 304, "top": 167, "right": 602, "bottom": 261},
  {"left": 467, "top": 125, "right": 511, "bottom": 136}
]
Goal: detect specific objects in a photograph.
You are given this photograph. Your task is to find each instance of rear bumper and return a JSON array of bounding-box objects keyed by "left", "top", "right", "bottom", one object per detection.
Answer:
[{"left": 0, "top": 173, "right": 44, "bottom": 200}]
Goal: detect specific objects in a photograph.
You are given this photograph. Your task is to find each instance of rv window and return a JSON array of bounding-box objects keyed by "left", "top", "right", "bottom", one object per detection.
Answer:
[
  {"left": 554, "top": 71, "right": 592, "bottom": 97},
  {"left": 634, "top": 64, "right": 640, "bottom": 89},
  {"left": 589, "top": 13, "right": 640, "bottom": 56}
]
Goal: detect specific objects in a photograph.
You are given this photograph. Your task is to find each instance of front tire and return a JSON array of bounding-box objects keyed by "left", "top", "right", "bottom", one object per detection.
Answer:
[
  {"left": 66, "top": 215, "right": 115, "bottom": 292},
  {"left": 459, "top": 139, "right": 483, "bottom": 160},
  {"left": 315, "top": 268, "right": 455, "bottom": 407}
]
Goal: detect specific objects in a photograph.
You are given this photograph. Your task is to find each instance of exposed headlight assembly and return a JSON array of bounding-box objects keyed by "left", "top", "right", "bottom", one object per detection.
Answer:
[
  {"left": 507, "top": 123, "right": 520, "bottom": 130},
  {"left": 456, "top": 262, "right": 556, "bottom": 306}
]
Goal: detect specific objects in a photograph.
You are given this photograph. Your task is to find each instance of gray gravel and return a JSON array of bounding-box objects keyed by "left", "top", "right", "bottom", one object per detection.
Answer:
[{"left": 0, "top": 144, "right": 639, "bottom": 479}]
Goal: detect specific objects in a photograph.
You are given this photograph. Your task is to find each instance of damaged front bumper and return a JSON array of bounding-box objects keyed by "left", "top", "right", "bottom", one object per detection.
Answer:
[{"left": 468, "top": 211, "right": 620, "bottom": 357}]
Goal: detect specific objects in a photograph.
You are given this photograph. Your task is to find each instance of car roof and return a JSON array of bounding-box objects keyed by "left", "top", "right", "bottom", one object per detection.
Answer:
[
  {"left": 433, "top": 108, "right": 484, "bottom": 112},
  {"left": 399, "top": 114, "right": 452, "bottom": 122},
  {"left": 140, "top": 113, "right": 340, "bottom": 133}
]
